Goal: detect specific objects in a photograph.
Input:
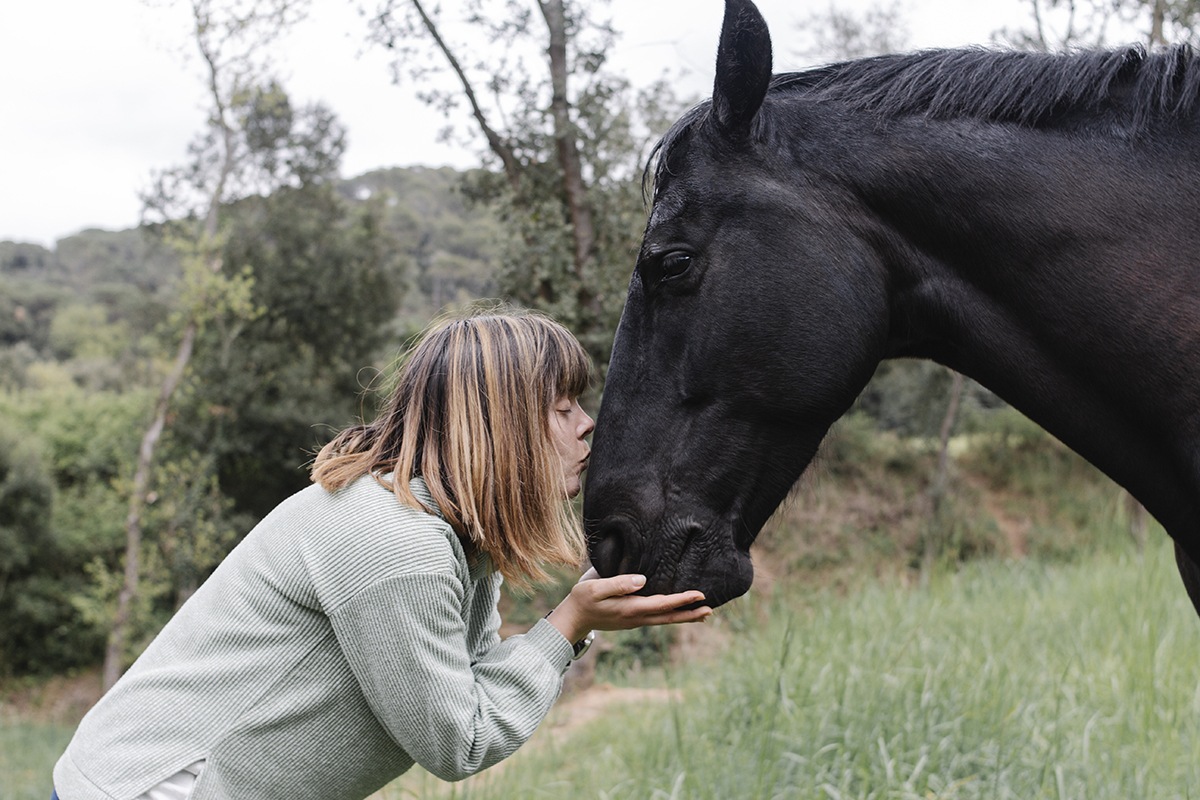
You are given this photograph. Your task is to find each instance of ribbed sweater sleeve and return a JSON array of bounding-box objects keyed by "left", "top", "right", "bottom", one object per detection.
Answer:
[{"left": 329, "top": 572, "right": 573, "bottom": 782}]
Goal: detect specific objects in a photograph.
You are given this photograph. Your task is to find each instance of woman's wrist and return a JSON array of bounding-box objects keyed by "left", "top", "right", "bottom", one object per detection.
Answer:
[{"left": 546, "top": 598, "right": 590, "bottom": 645}]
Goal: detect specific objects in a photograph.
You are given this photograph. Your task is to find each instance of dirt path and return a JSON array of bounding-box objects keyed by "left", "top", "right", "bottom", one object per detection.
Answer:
[{"left": 546, "top": 683, "right": 680, "bottom": 735}]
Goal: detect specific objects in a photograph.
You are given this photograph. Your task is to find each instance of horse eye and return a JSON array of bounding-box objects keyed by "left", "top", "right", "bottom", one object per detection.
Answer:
[{"left": 661, "top": 252, "right": 693, "bottom": 279}]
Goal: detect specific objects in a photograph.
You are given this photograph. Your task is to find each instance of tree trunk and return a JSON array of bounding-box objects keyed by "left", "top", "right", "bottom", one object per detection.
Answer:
[
  {"left": 537, "top": 0, "right": 599, "bottom": 317},
  {"left": 1030, "top": 0, "right": 1051, "bottom": 51},
  {"left": 103, "top": 320, "right": 198, "bottom": 689},
  {"left": 1150, "top": 0, "right": 1167, "bottom": 46},
  {"left": 923, "top": 370, "right": 965, "bottom": 579},
  {"left": 1125, "top": 491, "right": 1148, "bottom": 552},
  {"left": 931, "top": 371, "right": 965, "bottom": 516}
]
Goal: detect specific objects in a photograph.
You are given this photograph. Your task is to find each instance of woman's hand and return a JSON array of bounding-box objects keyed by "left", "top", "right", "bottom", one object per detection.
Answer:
[{"left": 546, "top": 567, "right": 712, "bottom": 646}]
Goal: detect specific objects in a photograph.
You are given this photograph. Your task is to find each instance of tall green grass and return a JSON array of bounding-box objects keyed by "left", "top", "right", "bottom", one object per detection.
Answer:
[{"left": 392, "top": 538, "right": 1200, "bottom": 799}]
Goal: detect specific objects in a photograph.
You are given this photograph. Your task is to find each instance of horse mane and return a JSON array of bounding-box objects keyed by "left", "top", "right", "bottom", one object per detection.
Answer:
[
  {"left": 646, "top": 44, "right": 1200, "bottom": 199},
  {"left": 779, "top": 44, "right": 1200, "bottom": 128}
]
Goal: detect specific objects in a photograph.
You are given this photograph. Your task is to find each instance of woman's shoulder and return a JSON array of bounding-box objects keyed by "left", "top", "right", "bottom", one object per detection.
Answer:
[
  {"left": 275, "top": 473, "right": 438, "bottom": 524},
  {"left": 263, "top": 474, "right": 468, "bottom": 589}
]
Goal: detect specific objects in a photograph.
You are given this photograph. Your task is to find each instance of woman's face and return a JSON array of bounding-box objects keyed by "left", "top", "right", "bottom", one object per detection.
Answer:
[{"left": 549, "top": 396, "right": 595, "bottom": 498}]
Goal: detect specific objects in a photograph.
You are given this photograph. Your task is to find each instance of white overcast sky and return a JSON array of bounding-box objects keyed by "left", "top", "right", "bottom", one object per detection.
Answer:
[{"left": 1, "top": 1, "right": 1034, "bottom": 247}]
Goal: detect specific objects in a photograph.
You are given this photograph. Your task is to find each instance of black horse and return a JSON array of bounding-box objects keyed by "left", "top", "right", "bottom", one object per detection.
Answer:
[{"left": 583, "top": 0, "right": 1200, "bottom": 616}]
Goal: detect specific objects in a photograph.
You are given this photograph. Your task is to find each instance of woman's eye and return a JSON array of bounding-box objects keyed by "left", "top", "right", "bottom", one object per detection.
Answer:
[{"left": 661, "top": 252, "right": 692, "bottom": 279}]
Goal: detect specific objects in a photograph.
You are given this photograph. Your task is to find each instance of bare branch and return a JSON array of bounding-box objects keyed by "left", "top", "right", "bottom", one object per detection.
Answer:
[{"left": 405, "top": 0, "right": 523, "bottom": 190}]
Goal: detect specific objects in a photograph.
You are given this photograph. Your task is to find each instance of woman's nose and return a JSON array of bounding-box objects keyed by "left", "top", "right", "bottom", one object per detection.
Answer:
[{"left": 580, "top": 412, "right": 595, "bottom": 438}]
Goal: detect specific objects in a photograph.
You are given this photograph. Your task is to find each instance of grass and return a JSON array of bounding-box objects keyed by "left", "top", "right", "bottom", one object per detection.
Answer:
[
  {"left": 380, "top": 536, "right": 1200, "bottom": 799},
  {"left": 9, "top": 539, "right": 1198, "bottom": 800},
  {"left": 1, "top": 714, "right": 73, "bottom": 800}
]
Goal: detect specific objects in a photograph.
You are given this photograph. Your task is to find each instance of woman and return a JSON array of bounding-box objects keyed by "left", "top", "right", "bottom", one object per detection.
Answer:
[{"left": 53, "top": 310, "right": 711, "bottom": 800}]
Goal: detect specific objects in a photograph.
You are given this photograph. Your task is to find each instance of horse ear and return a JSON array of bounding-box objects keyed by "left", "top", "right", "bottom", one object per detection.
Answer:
[{"left": 712, "top": 0, "right": 773, "bottom": 139}]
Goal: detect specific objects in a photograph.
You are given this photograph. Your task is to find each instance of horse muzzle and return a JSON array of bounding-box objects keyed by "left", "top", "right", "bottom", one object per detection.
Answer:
[{"left": 586, "top": 512, "right": 754, "bottom": 608}]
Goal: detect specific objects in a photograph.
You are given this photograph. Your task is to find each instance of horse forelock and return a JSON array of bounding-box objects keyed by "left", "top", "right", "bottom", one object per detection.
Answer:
[
  {"left": 772, "top": 44, "right": 1200, "bottom": 132},
  {"left": 643, "top": 104, "right": 708, "bottom": 205},
  {"left": 644, "top": 101, "right": 775, "bottom": 205}
]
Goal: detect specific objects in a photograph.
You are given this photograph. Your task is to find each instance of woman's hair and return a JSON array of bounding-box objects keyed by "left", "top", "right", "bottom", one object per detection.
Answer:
[{"left": 311, "top": 307, "right": 592, "bottom": 588}]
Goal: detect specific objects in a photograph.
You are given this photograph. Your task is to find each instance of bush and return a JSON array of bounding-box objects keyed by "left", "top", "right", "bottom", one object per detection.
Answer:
[
  {"left": 0, "top": 422, "right": 108, "bottom": 675},
  {"left": 0, "top": 389, "right": 147, "bottom": 675}
]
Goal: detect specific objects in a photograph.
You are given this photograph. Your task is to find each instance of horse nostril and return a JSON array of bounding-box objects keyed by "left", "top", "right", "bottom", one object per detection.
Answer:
[
  {"left": 588, "top": 516, "right": 638, "bottom": 578},
  {"left": 591, "top": 534, "right": 621, "bottom": 577}
]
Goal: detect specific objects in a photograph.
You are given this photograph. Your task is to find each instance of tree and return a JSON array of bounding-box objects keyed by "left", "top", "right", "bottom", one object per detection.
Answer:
[
  {"left": 0, "top": 387, "right": 147, "bottom": 675},
  {"left": 366, "top": 0, "right": 683, "bottom": 366},
  {"left": 0, "top": 423, "right": 55, "bottom": 673},
  {"left": 171, "top": 181, "right": 400, "bottom": 524},
  {"left": 794, "top": 0, "right": 911, "bottom": 63},
  {"left": 996, "top": 0, "right": 1200, "bottom": 51},
  {"left": 104, "top": 0, "right": 310, "bottom": 690}
]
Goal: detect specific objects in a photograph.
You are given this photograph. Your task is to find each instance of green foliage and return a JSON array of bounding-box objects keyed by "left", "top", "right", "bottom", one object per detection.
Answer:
[
  {"left": 52, "top": 228, "right": 180, "bottom": 296},
  {"left": 0, "top": 163, "right": 471, "bottom": 676},
  {"left": 853, "top": 361, "right": 1003, "bottom": 438},
  {"left": 0, "top": 228, "right": 177, "bottom": 397},
  {"left": 0, "top": 387, "right": 149, "bottom": 675},
  {"left": 143, "top": 456, "right": 241, "bottom": 602},
  {"left": 458, "top": 72, "right": 685, "bottom": 368},
  {"left": 0, "top": 241, "right": 58, "bottom": 275},
  {"left": 66, "top": 449, "right": 242, "bottom": 668},
  {"left": 0, "top": 422, "right": 53, "bottom": 585},
  {"left": 818, "top": 411, "right": 927, "bottom": 479},
  {"left": 759, "top": 404, "right": 1133, "bottom": 594},
  {"left": 171, "top": 180, "right": 401, "bottom": 519},
  {"left": 236, "top": 81, "right": 347, "bottom": 192},
  {"left": 5, "top": 388, "right": 146, "bottom": 491},
  {"left": 173, "top": 244, "right": 261, "bottom": 331},
  {"left": 371, "top": 1, "right": 692, "bottom": 369},
  {"left": 48, "top": 304, "right": 133, "bottom": 362},
  {"left": 340, "top": 166, "right": 503, "bottom": 322},
  {"left": 0, "top": 276, "right": 69, "bottom": 354}
]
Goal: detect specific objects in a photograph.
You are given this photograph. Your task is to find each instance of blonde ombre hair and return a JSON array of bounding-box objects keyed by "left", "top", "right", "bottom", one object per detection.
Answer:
[{"left": 312, "top": 308, "right": 592, "bottom": 588}]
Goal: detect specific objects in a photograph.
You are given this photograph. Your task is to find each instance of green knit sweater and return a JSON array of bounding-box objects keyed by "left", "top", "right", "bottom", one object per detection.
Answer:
[{"left": 53, "top": 475, "right": 576, "bottom": 800}]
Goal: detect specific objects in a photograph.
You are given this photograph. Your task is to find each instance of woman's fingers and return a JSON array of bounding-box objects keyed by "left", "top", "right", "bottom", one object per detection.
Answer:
[
  {"left": 625, "top": 603, "right": 713, "bottom": 628},
  {"left": 648, "top": 605, "right": 713, "bottom": 625},
  {"left": 582, "top": 573, "right": 706, "bottom": 605},
  {"left": 583, "top": 573, "right": 648, "bottom": 601},
  {"left": 618, "top": 591, "right": 708, "bottom": 620},
  {"left": 596, "top": 590, "right": 710, "bottom": 629}
]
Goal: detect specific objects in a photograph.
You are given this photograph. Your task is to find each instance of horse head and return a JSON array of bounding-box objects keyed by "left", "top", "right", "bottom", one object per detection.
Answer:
[{"left": 583, "top": 0, "right": 890, "bottom": 607}]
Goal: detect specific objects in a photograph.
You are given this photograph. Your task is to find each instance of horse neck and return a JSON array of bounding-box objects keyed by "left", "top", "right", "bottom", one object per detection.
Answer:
[{"left": 852, "top": 120, "right": 1200, "bottom": 537}]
